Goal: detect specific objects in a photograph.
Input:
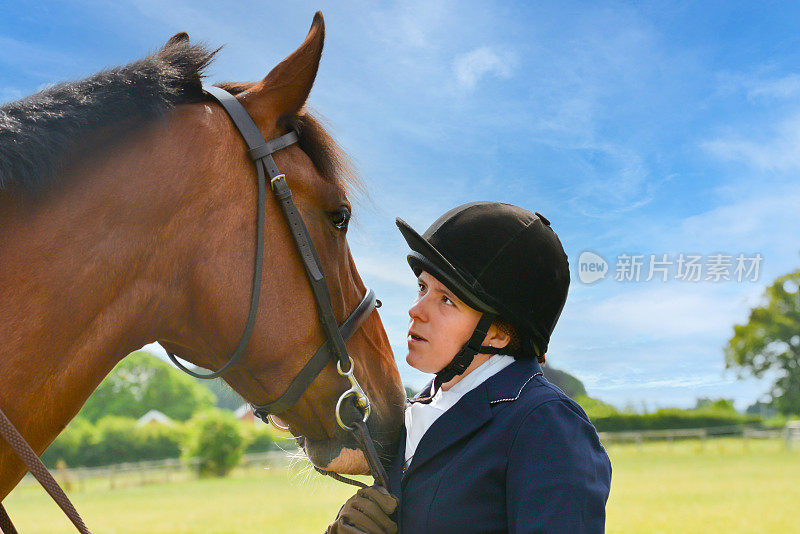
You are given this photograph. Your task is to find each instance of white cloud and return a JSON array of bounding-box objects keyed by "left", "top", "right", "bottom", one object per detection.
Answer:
[
  {"left": 747, "top": 74, "right": 800, "bottom": 100},
  {"left": 453, "top": 46, "right": 514, "bottom": 90},
  {"left": 566, "top": 283, "right": 745, "bottom": 342},
  {"left": 676, "top": 186, "right": 800, "bottom": 256},
  {"left": 590, "top": 374, "right": 732, "bottom": 391},
  {"left": 139, "top": 342, "right": 170, "bottom": 363},
  {"left": 564, "top": 143, "right": 656, "bottom": 218},
  {"left": 354, "top": 255, "right": 417, "bottom": 289},
  {"left": 369, "top": 0, "right": 455, "bottom": 49},
  {"left": 702, "top": 113, "right": 800, "bottom": 172}
]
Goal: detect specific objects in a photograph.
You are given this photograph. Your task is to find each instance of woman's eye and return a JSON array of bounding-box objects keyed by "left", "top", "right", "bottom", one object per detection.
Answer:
[
  {"left": 331, "top": 207, "right": 351, "bottom": 230},
  {"left": 442, "top": 296, "right": 454, "bottom": 306}
]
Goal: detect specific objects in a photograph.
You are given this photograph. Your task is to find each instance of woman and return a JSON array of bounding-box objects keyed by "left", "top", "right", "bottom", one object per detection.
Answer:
[{"left": 329, "top": 202, "right": 612, "bottom": 533}]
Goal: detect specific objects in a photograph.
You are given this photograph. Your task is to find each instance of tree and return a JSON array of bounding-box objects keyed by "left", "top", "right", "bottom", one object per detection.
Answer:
[
  {"left": 745, "top": 400, "right": 777, "bottom": 418},
  {"left": 574, "top": 395, "right": 619, "bottom": 419},
  {"left": 183, "top": 409, "right": 245, "bottom": 477},
  {"left": 726, "top": 269, "right": 800, "bottom": 415},
  {"left": 203, "top": 378, "right": 246, "bottom": 410},
  {"left": 79, "top": 351, "right": 216, "bottom": 422},
  {"left": 542, "top": 367, "right": 587, "bottom": 398},
  {"left": 694, "top": 398, "right": 736, "bottom": 413}
]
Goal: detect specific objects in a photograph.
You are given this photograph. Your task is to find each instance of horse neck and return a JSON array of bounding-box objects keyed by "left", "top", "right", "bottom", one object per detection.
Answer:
[{"left": 0, "top": 109, "right": 208, "bottom": 492}]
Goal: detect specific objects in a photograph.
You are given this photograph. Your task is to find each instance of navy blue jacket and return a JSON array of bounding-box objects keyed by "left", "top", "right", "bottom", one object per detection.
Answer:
[{"left": 387, "top": 358, "right": 612, "bottom": 533}]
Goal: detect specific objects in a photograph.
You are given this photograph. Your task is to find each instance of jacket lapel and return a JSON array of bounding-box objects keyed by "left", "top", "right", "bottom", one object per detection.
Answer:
[
  {"left": 403, "top": 381, "right": 493, "bottom": 479},
  {"left": 401, "top": 359, "right": 544, "bottom": 481},
  {"left": 388, "top": 425, "right": 407, "bottom": 496}
]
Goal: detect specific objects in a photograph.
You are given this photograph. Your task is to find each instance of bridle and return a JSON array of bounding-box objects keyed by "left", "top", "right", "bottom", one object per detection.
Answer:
[
  {"left": 167, "top": 86, "right": 389, "bottom": 487},
  {"left": 0, "top": 85, "right": 389, "bottom": 534},
  {"left": 167, "top": 86, "right": 377, "bottom": 431}
]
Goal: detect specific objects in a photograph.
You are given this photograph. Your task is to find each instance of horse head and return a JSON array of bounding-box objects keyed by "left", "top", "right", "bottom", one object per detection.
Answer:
[{"left": 156, "top": 14, "right": 405, "bottom": 474}]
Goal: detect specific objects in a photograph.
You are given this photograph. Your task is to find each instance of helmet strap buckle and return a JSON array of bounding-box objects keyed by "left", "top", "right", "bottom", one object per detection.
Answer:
[{"left": 434, "top": 313, "right": 497, "bottom": 391}]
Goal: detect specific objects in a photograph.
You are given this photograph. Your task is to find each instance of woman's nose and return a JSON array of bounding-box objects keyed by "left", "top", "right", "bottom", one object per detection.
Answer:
[{"left": 408, "top": 296, "right": 427, "bottom": 321}]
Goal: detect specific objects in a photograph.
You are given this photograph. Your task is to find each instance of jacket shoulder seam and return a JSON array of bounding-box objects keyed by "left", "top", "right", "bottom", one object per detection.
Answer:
[{"left": 489, "top": 371, "right": 543, "bottom": 405}]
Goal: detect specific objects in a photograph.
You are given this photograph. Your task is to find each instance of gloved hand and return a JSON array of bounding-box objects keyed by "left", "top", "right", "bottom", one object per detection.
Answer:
[{"left": 326, "top": 485, "right": 398, "bottom": 534}]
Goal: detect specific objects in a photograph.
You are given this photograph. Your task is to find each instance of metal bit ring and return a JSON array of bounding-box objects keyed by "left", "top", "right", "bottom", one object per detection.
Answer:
[
  {"left": 267, "top": 413, "right": 290, "bottom": 431},
  {"left": 335, "top": 356, "right": 371, "bottom": 431}
]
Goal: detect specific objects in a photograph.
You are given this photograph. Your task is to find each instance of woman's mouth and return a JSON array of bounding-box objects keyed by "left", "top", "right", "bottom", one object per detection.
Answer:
[{"left": 408, "top": 331, "right": 427, "bottom": 343}]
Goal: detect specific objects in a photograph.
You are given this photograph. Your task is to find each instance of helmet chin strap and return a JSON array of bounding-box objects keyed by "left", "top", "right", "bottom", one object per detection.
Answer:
[{"left": 434, "top": 313, "right": 504, "bottom": 391}]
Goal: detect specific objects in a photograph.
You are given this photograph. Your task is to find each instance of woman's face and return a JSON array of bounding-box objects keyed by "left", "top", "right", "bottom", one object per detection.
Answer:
[{"left": 406, "top": 270, "right": 483, "bottom": 373}]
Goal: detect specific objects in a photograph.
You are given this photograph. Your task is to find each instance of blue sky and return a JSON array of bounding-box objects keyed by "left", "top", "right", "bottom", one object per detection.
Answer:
[{"left": 3, "top": 1, "right": 799, "bottom": 411}]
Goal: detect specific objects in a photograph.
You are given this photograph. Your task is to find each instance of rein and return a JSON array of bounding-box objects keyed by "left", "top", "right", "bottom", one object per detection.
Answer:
[
  {"left": 0, "top": 409, "right": 90, "bottom": 534},
  {"left": 0, "top": 85, "right": 390, "bottom": 532}
]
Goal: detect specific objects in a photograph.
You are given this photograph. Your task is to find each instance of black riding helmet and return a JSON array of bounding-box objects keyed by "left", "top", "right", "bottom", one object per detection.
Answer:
[{"left": 396, "top": 201, "right": 570, "bottom": 389}]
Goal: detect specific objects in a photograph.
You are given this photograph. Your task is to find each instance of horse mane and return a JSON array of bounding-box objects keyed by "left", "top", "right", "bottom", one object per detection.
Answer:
[
  {"left": 0, "top": 41, "right": 216, "bottom": 196},
  {"left": 0, "top": 42, "right": 360, "bottom": 199}
]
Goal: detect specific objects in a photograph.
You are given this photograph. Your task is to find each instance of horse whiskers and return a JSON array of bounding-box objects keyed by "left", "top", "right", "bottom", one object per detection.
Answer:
[
  {"left": 287, "top": 450, "right": 309, "bottom": 468},
  {"left": 286, "top": 452, "right": 318, "bottom": 488}
]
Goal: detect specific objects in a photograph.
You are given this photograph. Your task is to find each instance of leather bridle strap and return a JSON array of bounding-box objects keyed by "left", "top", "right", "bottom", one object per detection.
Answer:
[
  {"left": 269, "top": 173, "right": 351, "bottom": 370},
  {"left": 252, "top": 288, "right": 377, "bottom": 417},
  {"left": 166, "top": 87, "right": 299, "bottom": 379},
  {"left": 171, "top": 84, "right": 371, "bottom": 399},
  {"left": 1, "top": 502, "right": 19, "bottom": 534},
  {"left": 0, "top": 408, "right": 91, "bottom": 533},
  {"left": 312, "top": 419, "right": 390, "bottom": 490}
]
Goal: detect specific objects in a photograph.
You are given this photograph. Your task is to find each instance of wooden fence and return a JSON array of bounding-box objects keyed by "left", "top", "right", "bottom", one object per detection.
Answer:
[
  {"left": 16, "top": 423, "right": 800, "bottom": 492},
  {"left": 598, "top": 424, "right": 795, "bottom": 448},
  {"left": 16, "top": 451, "right": 295, "bottom": 491}
]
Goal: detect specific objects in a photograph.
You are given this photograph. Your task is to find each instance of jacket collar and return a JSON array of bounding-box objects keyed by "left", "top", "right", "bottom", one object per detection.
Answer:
[
  {"left": 484, "top": 357, "right": 543, "bottom": 404},
  {"left": 410, "top": 357, "right": 543, "bottom": 405},
  {"left": 399, "top": 358, "right": 543, "bottom": 482}
]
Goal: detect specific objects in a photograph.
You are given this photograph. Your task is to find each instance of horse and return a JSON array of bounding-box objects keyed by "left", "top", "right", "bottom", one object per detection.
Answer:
[{"left": 0, "top": 12, "right": 405, "bottom": 499}]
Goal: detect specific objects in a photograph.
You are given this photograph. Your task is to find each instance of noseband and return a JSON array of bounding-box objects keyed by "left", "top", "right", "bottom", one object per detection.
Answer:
[{"left": 166, "top": 86, "right": 387, "bottom": 486}]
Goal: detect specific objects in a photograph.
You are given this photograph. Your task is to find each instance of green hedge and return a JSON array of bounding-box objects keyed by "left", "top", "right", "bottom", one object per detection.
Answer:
[
  {"left": 42, "top": 416, "right": 185, "bottom": 468},
  {"left": 43, "top": 410, "right": 277, "bottom": 470},
  {"left": 591, "top": 409, "right": 761, "bottom": 432},
  {"left": 182, "top": 410, "right": 244, "bottom": 477},
  {"left": 41, "top": 417, "right": 95, "bottom": 468},
  {"left": 574, "top": 396, "right": 764, "bottom": 432},
  {"left": 242, "top": 424, "right": 278, "bottom": 453}
]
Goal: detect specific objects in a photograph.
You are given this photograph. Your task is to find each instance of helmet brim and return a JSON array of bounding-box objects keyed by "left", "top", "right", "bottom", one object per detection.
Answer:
[{"left": 396, "top": 217, "right": 498, "bottom": 315}]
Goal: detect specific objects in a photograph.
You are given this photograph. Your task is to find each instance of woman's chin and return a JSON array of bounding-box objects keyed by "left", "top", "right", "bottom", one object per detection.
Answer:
[{"left": 405, "top": 350, "right": 426, "bottom": 372}]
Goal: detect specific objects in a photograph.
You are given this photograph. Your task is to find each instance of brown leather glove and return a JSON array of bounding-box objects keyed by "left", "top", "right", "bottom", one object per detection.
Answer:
[{"left": 326, "top": 485, "right": 398, "bottom": 534}]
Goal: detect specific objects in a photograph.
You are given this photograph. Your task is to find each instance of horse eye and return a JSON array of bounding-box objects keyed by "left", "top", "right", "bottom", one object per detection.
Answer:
[{"left": 331, "top": 207, "right": 351, "bottom": 230}]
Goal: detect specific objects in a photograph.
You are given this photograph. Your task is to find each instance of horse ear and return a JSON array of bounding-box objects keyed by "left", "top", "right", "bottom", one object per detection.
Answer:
[
  {"left": 257, "top": 12, "right": 324, "bottom": 118},
  {"left": 164, "top": 32, "right": 190, "bottom": 48}
]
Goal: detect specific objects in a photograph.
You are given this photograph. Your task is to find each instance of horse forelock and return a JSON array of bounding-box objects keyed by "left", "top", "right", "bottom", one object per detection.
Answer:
[{"left": 215, "top": 81, "right": 363, "bottom": 202}]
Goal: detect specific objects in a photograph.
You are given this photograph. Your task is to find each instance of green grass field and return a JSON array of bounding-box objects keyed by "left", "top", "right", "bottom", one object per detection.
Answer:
[{"left": 4, "top": 438, "right": 799, "bottom": 533}]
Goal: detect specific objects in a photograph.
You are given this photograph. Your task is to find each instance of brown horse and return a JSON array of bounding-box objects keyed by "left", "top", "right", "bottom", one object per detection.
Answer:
[{"left": 0, "top": 12, "right": 405, "bottom": 498}]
